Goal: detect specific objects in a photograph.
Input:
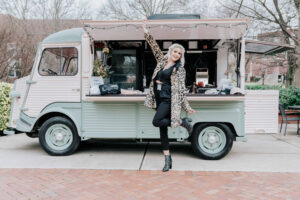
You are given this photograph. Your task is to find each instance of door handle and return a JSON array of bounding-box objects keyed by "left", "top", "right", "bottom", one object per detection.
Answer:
[{"left": 72, "top": 88, "right": 80, "bottom": 92}]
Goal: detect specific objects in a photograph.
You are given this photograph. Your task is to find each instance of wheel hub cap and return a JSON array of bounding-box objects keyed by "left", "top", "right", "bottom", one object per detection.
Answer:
[
  {"left": 55, "top": 132, "right": 64, "bottom": 141},
  {"left": 208, "top": 135, "right": 217, "bottom": 144},
  {"left": 45, "top": 124, "right": 73, "bottom": 151},
  {"left": 198, "top": 126, "right": 226, "bottom": 154}
]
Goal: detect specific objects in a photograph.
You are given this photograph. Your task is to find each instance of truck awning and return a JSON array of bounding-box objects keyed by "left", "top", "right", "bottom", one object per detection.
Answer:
[
  {"left": 83, "top": 18, "right": 251, "bottom": 41},
  {"left": 245, "top": 39, "right": 295, "bottom": 55}
]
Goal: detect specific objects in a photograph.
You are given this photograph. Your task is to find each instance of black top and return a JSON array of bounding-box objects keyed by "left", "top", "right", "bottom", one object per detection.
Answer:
[
  {"left": 154, "top": 64, "right": 177, "bottom": 101},
  {"left": 153, "top": 62, "right": 181, "bottom": 104},
  {"left": 155, "top": 65, "right": 175, "bottom": 85}
]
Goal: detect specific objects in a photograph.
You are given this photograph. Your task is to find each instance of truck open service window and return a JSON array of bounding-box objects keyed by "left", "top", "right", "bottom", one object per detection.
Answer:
[{"left": 110, "top": 50, "right": 137, "bottom": 89}]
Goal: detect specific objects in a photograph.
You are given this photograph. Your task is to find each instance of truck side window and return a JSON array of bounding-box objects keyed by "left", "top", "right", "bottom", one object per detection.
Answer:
[{"left": 38, "top": 47, "right": 78, "bottom": 76}]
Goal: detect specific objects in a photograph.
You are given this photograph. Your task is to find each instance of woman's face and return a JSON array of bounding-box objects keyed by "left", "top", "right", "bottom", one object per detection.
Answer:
[{"left": 169, "top": 47, "right": 182, "bottom": 62}]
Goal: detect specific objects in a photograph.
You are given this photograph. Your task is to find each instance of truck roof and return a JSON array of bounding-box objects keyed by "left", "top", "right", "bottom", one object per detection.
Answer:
[{"left": 42, "top": 28, "right": 84, "bottom": 44}]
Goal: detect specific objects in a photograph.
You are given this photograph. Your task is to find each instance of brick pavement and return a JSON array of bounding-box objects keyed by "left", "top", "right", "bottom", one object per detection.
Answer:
[{"left": 0, "top": 169, "right": 299, "bottom": 200}]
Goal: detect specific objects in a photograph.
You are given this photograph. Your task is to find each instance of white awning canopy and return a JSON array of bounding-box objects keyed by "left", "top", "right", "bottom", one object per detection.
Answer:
[
  {"left": 245, "top": 39, "right": 295, "bottom": 55},
  {"left": 83, "top": 18, "right": 251, "bottom": 41}
]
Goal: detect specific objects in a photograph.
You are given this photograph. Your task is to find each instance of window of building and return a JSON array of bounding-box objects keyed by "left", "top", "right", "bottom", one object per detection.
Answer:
[
  {"left": 278, "top": 75, "right": 285, "bottom": 83},
  {"left": 8, "top": 59, "right": 21, "bottom": 78}
]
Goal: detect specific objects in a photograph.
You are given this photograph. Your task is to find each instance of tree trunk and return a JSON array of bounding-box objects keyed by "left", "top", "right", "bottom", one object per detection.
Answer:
[
  {"left": 294, "top": 49, "right": 300, "bottom": 87},
  {"left": 286, "top": 51, "right": 297, "bottom": 86},
  {"left": 283, "top": 32, "right": 298, "bottom": 87},
  {"left": 294, "top": 2, "right": 300, "bottom": 87}
]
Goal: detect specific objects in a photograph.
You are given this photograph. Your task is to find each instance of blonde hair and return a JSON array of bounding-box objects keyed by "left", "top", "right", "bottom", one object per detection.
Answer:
[{"left": 165, "top": 43, "right": 185, "bottom": 67}]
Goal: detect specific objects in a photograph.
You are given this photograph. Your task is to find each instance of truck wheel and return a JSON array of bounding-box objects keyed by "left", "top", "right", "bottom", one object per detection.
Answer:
[
  {"left": 39, "top": 116, "right": 80, "bottom": 156},
  {"left": 191, "top": 123, "right": 233, "bottom": 160}
]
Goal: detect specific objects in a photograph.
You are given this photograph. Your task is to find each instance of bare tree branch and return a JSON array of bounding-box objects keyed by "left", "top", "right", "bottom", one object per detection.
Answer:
[
  {"left": 97, "top": 0, "right": 197, "bottom": 20},
  {"left": 236, "top": 0, "right": 244, "bottom": 17},
  {"left": 0, "top": 0, "right": 91, "bottom": 82}
]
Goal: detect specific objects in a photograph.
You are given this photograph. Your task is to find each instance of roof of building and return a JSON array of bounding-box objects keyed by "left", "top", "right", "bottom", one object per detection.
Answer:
[{"left": 42, "top": 28, "right": 85, "bottom": 44}]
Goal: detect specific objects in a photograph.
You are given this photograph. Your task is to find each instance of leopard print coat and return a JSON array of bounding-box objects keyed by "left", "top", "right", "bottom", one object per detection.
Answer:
[{"left": 144, "top": 32, "right": 193, "bottom": 128}]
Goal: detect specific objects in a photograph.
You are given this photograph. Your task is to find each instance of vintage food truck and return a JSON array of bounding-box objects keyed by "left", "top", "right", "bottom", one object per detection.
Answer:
[{"left": 5, "top": 16, "right": 251, "bottom": 159}]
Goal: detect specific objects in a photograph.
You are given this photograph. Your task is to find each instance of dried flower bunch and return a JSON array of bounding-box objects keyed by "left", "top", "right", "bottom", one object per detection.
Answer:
[
  {"left": 102, "top": 47, "right": 109, "bottom": 54},
  {"left": 93, "top": 47, "right": 112, "bottom": 78},
  {"left": 93, "top": 58, "right": 112, "bottom": 78}
]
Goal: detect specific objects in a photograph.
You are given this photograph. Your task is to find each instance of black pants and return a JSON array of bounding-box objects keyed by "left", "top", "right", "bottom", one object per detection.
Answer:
[{"left": 152, "top": 100, "right": 171, "bottom": 151}]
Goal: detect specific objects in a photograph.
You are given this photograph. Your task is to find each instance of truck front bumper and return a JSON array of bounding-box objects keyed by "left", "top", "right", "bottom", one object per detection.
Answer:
[
  {"left": 3, "top": 128, "right": 22, "bottom": 135},
  {"left": 3, "top": 129, "right": 16, "bottom": 135}
]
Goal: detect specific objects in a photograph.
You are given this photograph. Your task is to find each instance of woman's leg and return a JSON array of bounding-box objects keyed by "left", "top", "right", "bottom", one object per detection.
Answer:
[
  {"left": 152, "top": 101, "right": 171, "bottom": 154},
  {"left": 153, "top": 101, "right": 172, "bottom": 171},
  {"left": 160, "top": 126, "right": 170, "bottom": 154},
  {"left": 152, "top": 101, "right": 171, "bottom": 127}
]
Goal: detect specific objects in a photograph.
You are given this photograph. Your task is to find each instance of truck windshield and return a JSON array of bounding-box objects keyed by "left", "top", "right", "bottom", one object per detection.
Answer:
[{"left": 38, "top": 47, "right": 78, "bottom": 76}]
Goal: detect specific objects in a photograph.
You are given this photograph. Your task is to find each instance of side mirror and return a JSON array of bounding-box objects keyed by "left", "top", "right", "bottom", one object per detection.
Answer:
[{"left": 9, "top": 91, "right": 21, "bottom": 99}]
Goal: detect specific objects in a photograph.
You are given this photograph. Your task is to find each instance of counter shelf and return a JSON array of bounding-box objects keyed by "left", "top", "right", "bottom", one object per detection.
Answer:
[{"left": 84, "top": 94, "right": 245, "bottom": 102}]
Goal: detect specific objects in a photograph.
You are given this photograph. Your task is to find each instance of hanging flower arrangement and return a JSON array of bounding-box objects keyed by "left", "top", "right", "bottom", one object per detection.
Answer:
[
  {"left": 93, "top": 58, "right": 110, "bottom": 78},
  {"left": 93, "top": 44, "right": 113, "bottom": 78}
]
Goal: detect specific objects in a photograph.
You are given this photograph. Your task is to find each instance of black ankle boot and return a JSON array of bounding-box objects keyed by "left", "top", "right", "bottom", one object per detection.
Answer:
[
  {"left": 162, "top": 155, "right": 172, "bottom": 172},
  {"left": 181, "top": 118, "right": 193, "bottom": 135}
]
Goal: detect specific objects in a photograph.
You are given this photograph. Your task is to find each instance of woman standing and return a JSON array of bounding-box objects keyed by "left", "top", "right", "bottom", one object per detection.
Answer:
[{"left": 143, "top": 19, "right": 196, "bottom": 172}]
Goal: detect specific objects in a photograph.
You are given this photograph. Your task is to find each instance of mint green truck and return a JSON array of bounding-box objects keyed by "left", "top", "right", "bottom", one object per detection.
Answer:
[{"left": 5, "top": 18, "right": 250, "bottom": 159}]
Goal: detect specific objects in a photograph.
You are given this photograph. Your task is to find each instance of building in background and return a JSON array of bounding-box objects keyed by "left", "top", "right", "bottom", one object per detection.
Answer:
[{"left": 245, "top": 30, "right": 295, "bottom": 85}]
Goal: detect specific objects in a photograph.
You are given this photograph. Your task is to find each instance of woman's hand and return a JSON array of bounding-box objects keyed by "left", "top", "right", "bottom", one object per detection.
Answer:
[
  {"left": 187, "top": 109, "right": 196, "bottom": 114},
  {"left": 155, "top": 80, "right": 163, "bottom": 84},
  {"left": 143, "top": 17, "right": 148, "bottom": 33}
]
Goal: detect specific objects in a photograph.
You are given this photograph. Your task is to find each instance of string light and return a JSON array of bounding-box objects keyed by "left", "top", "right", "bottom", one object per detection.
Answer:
[
  {"left": 83, "top": 22, "right": 247, "bottom": 50},
  {"left": 82, "top": 25, "right": 95, "bottom": 53},
  {"left": 84, "top": 22, "right": 248, "bottom": 31}
]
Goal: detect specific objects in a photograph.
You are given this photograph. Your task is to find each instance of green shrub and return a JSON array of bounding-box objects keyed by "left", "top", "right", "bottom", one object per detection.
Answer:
[
  {"left": 245, "top": 85, "right": 284, "bottom": 90},
  {"left": 0, "top": 82, "right": 13, "bottom": 131},
  {"left": 279, "top": 86, "right": 300, "bottom": 109},
  {"left": 253, "top": 77, "right": 261, "bottom": 82}
]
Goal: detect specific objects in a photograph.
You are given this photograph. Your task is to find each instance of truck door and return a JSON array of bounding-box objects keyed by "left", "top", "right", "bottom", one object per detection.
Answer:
[{"left": 23, "top": 46, "right": 81, "bottom": 117}]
